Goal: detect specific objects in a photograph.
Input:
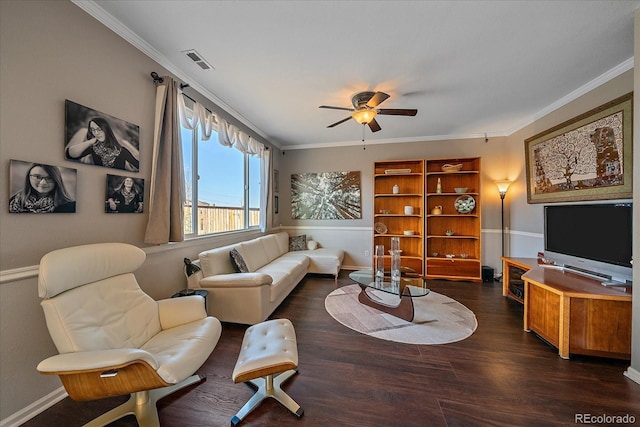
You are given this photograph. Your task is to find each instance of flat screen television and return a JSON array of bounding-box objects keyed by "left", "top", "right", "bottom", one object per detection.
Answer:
[{"left": 544, "top": 202, "right": 632, "bottom": 285}]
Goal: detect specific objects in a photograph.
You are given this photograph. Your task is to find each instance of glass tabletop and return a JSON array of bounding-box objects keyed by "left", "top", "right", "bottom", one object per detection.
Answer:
[{"left": 349, "top": 268, "right": 430, "bottom": 297}]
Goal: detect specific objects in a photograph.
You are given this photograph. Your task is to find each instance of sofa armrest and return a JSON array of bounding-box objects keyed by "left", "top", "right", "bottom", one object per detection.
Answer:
[
  {"left": 199, "top": 273, "right": 272, "bottom": 288},
  {"left": 157, "top": 295, "right": 207, "bottom": 329},
  {"left": 37, "top": 348, "right": 158, "bottom": 373}
]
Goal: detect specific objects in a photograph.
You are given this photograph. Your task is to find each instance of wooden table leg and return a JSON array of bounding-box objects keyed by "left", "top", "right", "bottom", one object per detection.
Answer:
[
  {"left": 559, "top": 295, "right": 570, "bottom": 359},
  {"left": 357, "top": 284, "right": 415, "bottom": 322}
]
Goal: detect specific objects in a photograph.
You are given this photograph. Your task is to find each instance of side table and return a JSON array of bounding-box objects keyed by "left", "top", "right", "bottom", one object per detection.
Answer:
[{"left": 171, "top": 289, "right": 209, "bottom": 311}]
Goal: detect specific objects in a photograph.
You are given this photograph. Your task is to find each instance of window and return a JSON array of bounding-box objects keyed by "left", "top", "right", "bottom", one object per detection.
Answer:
[{"left": 182, "top": 125, "right": 262, "bottom": 237}]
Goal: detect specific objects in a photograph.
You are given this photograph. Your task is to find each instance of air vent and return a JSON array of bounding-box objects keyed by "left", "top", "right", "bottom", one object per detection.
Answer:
[{"left": 182, "top": 49, "right": 214, "bottom": 70}]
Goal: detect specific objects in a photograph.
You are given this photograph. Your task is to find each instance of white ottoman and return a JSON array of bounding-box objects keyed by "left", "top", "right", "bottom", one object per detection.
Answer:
[{"left": 231, "top": 319, "right": 303, "bottom": 425}]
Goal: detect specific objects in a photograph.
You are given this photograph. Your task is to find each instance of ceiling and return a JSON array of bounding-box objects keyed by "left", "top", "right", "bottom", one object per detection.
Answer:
[{"left": 83, "top": 0, "right": 639, "bottom": 150}]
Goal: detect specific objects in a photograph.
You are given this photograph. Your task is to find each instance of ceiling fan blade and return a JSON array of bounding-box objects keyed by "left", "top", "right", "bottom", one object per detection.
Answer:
[
  {"left": 377, "top": 108, "right": 418, "bottom": 116},
  {"left": 366, "top": 91, "right": 390, "bottom": 108},
  {"left": 327, "top": 116, "right": 353, "bottom": 128},
  {"left": 368, "top": 118, "right": 382, "bottom": 133},
  {"left": 319, "top": 105, "right": 354, "bottom": 112}
]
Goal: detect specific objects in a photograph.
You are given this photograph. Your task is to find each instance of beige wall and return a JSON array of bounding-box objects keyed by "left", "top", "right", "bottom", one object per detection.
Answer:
[
  {"left": 631, "top": 7, "right": 640, "bottom": 380},
  {"left": 0, "top": 0, "right": 637, "bottom": 423}
]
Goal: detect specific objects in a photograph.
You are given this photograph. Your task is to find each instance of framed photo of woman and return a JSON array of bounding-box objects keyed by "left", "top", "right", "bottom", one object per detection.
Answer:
[
  {"left": 105, "top": 174, "right": 144, "bottom": 213},
  {"left": 65, "top": 100, "right": 140, "bottom": 172},
  {"left": 9, "top": 159, "right": 77, "bottom": 214}
]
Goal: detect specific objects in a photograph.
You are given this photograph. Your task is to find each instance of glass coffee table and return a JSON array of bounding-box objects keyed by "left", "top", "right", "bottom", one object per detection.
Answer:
[{"left": 348, "top": 268, "right": 430, "bottom": 322}]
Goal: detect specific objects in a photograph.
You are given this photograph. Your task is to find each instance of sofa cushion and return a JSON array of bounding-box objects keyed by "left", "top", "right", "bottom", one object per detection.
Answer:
[
  {"left": 239, "top": 239, "right": 271, "bottom": 272},
  {"left": 199, "top": 244, "right": 237, "bottom": 277},
  {"left": 289, "top": 234, "right": 306, "bottom": 251},
  {"left": 230, "top": 249, "right": 249, "bottom": 273},
  {"left": 274, "top": 232, "right": 290, "bottom": 256},
  {"left": 291, "top": 248, "right": 344, "bottom": 275}
]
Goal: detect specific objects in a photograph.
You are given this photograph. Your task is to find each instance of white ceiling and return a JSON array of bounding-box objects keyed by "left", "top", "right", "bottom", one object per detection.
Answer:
[{"left": 83, "top": 0, "right": 639, "bottom": 150}]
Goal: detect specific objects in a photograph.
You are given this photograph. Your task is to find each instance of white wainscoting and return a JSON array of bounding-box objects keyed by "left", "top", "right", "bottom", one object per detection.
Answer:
[{"left": 281, "top": 225, "right": 519, "bottom": 275}]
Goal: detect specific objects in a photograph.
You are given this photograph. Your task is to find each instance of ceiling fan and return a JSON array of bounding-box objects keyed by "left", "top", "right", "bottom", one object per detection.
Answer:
[{"left": 319, "top": 91, "right": 417, "bottom": 133}]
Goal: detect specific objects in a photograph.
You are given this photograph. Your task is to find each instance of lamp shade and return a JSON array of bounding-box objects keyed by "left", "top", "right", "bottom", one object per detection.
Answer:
[
  {"left": 495, "top": 180, "right": 512, "bottom": 196},
  {"left": 352, "top": 109, "right": 377, "bottom": 124}
]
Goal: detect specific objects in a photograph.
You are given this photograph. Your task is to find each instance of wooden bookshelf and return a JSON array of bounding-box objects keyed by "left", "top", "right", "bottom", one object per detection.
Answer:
[
  {"left": 425, "top": 157, "right": 482, "bottom": 281},
  {"left": 373, "top": 160, "right": 425, "bottom": 275}
]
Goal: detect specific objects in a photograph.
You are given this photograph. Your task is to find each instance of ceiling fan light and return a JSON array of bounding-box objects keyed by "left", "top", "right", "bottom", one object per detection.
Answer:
[{"left": 352, "top": 109, "right": 377, "bottom": 124}]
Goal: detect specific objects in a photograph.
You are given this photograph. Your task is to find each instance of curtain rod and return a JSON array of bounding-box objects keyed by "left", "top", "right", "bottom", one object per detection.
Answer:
[
  {"left": 150, "top": 72, "right": 211, "bottom": 113},
  {"left": 149, "top": 72, "right": 267, "bottom": 149}
]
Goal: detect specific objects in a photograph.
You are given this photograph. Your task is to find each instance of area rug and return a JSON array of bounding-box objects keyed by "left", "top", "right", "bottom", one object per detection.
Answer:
[{"left": 325, "top": 284, "right": 477, "bottom": 345}]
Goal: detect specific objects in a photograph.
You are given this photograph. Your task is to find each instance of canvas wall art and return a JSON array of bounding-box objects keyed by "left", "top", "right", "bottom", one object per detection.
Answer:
[
  {"left": 525, "top": 92, "right": 633, "bottom": 203},
  {"left": 105, "top": 174, "right": 144, "bottom": 213},
  {"left": 65, "top": 99, "right": 140, "bottom": 172},
  {"left": 291, "top": 171, "right": 361, "bottom": 219},
  {"left": 8, "top": 159, "right": 77, "bottom": 213}
]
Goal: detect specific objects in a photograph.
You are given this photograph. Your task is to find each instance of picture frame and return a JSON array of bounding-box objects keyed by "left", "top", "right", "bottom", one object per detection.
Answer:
[
  {"left": 524, "top": 92, "right": 633, "bottom": 204},
  {"left": 105, "top": 174, "right": 144, "bottom": 213},
  {"left": 274, "top": 169, "right": 279, "bottom": 193},
  {"left": 8, "top": 159, "right": 77, "bottom": 214},
  {"left": 291, "top": 171, "right": 362, "bottom": 219},
  {"left": 65, "top": 100, "right": 140, "bottom": 172}
]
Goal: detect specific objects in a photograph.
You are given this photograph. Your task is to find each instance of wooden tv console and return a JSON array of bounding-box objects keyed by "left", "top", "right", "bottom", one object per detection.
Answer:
[{"left": 501, "top": 257, "right": 632, "bottom": 360}]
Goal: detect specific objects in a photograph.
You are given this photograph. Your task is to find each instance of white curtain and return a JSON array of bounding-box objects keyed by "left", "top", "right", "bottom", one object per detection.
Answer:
[
  {"left": 260, "top": 148, "right": 271, "bottom": 232},
  {"left": 177, "top": 90, "right": 271, "bottom": 230}
]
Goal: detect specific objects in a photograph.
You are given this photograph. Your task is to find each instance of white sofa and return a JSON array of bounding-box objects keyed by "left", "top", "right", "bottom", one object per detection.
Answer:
[{"left": 188, "top": 232, "right": 344, "bottom": 325}]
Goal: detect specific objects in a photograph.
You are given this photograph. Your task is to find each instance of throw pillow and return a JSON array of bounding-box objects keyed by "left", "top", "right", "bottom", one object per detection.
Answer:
[
  {"left": 229, "top": 248, "right": 249, "bottom": 273},
  {"left": 289, "top": 234, "right": 306, "bottom": 251},
  {"left": 307, "top": 240, "right": 318, "bottom": 250}
]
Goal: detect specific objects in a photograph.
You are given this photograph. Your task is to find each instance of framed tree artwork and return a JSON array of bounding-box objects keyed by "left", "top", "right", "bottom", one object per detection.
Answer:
[
  {"left": 525, "top": 92, "right": 633, "bottom": 203},
  {"left": 291, "top": 171, "right": 361, "bottom": 219}
]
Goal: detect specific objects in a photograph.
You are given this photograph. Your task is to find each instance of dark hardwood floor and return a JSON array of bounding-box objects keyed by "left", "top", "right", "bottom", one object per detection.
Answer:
[{"left": 23, "top": 272, "right": 639, "bottom": 426}]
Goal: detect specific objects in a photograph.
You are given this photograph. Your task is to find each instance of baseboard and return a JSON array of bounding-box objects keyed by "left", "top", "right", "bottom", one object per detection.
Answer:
[
  {"left": 623, "top": 366, "right": 640, "bottom": 385},
  {"left": 0, "top": 387, "right": 67, "bottom": 427}
]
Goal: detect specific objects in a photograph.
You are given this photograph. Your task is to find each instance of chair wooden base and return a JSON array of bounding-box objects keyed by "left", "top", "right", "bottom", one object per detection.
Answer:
[
  {"left": 231, "top": 370, "right": 303, "bottom": 426},
  {"left": 83, "top": 374, "right": 204, "bottom": 427}
]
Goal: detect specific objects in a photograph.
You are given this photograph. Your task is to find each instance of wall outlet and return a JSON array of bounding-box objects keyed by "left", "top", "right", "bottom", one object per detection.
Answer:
[{"left": 364, "top": 250, "right": 370, "bottom": 257}]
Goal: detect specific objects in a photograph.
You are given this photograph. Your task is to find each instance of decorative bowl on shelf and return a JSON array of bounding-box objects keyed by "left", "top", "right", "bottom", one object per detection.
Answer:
[
  {"left": 431, "top": 252, "right": 439, "bottom": 257},
  {"left": 441, "top": 163, "right": 463, "bottom": 173},
  {"left": 460, "top": 253, "right": 469, "bottom": 259},
  {"left": 454, "top": 195, "right": 476, "bottom": 214},
  {"left": 445, "top": 254, "right": 456, "bottom": 258},
  {"left": 374, "top": 222, "right": 388, "bottom": 234},
  {"left": 454, "top": 187, "right": 468, "bottom": 193},
  {"left": 445, "top": 230, "right": 454, "bottom": 236},
  {"left": 403, "top": 230, "right": 415, "bottom": 236}
]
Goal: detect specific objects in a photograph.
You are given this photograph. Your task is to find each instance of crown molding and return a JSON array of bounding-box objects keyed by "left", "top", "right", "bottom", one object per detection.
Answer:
[
  {"left": 505, "top": 57, "right": 634, "bottom": 135},
  {"left": 70, "top": 0, "right": 273, "bottom": 146}
]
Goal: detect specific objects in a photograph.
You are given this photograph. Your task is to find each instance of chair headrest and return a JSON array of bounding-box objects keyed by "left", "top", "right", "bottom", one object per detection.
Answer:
[{"left": 38, "top": 243, "right": 146, "bottom": 299}]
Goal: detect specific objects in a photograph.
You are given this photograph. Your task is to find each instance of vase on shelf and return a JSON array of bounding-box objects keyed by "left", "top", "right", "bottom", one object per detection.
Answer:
[
  {"left": 392, "top": 184, "right": 400, "bottom": 194},
  {"left": 436, "top": 177, "right": 442, "bottom": 194}
]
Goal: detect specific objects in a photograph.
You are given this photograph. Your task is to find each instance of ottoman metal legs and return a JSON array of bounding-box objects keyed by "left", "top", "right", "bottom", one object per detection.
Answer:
[{"left": 231, "top": 319, "right": 303, "bottom": 425}]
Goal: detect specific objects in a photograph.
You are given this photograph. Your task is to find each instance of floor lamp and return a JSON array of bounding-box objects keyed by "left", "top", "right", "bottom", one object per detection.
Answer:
[{"left": 495, "top": 180, "right": 512, "bottom": 258}]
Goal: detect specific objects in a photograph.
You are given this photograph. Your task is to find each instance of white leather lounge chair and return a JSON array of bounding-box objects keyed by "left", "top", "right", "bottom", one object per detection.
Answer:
[{"left": 36, "top": 243, "right": 222, "bottom": 427}]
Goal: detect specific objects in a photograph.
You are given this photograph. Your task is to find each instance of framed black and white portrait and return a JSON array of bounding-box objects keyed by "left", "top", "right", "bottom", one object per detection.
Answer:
[
  {"left": 8, "top": 159, "right": 77, "bottom": 214},
  {"left": 65, "top": 100, "right": 140, "bottom": 172},
  {"left": 105, "top": 174, "right": 144, "bottom": 213}
]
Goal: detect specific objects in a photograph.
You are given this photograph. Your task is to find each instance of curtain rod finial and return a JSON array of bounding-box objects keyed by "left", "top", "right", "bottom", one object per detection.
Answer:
[{"left": 150, "top": 72, "right": 163, "bottom": 84}]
